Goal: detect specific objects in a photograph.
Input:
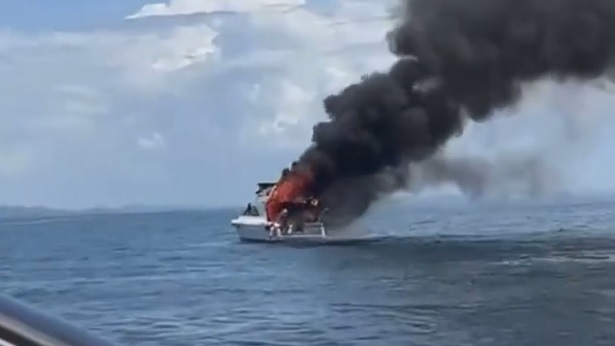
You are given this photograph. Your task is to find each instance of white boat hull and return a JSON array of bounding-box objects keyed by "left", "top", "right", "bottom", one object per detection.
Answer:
[{"left": 231, "top": 215, "right": 327, "bottom": 243}]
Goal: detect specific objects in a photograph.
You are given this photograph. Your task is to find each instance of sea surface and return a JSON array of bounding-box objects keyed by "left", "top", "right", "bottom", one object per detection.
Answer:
[{"left": 2, "top": 195, "right": 615, "bottom": 346}]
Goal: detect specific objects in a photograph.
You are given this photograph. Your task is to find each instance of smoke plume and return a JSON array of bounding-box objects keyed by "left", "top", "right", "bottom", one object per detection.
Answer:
[
  {"left": 295, "top": 0, "right": 615, "bottom": 226},
  {"left": 407, "top": 151, "right": 562, "bottom": 198}
]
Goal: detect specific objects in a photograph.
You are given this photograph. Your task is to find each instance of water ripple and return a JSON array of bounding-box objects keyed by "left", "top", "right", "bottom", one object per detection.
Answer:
[{"left": 2, "top": 201, "right": 615, "bottom": 345}]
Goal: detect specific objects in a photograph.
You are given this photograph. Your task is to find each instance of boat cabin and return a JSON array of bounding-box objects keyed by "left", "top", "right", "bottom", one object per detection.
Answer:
[
  {"left": 241, "top": 182, "right": 276, "bottom": 218},
  {"left": 241, "top": 182, "right": 326, "bottom": 223}
]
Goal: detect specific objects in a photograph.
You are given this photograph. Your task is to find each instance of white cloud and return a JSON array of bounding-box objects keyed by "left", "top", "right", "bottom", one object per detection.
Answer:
[
  {"left": 4, "top": 0, "right": 614, "bottom": 208},
  {"left": 137, "top": 132, "right": 167, "bottom": 150},
  {"left": 126, "top": 0, "right": 306, "bottom": 19},
  {"left": 0, "top": 0, "right": 400, "bottom": 207}
]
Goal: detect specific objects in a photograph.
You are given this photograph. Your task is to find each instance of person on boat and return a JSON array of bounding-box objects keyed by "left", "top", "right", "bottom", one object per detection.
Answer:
[
  {"left": 276, "top": 208, "right": 290, "bottom": 235},
  {"left": 243, "top": 203, "right": 259, "bottom": 216},
  {"left": 287, "top": 200, "right": 304, "bottom": 233},
  {"left": 304, "top": 198, "right": 320, "bottom": 222}
]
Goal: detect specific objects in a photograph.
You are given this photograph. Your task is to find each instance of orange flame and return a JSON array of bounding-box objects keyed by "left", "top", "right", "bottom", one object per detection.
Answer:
[{"left": 265, "top": 168, "right": 313, "bottom": 221}]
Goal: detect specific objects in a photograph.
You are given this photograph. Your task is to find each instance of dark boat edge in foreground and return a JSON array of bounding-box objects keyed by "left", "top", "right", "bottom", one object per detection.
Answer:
[{"left": 0, "top": 294, "right": 117, "bottom": 346}]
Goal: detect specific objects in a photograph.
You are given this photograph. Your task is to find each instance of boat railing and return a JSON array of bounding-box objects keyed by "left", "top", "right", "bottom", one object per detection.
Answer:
[{"left": 0, "top": 294, "right": 116, "bottom": 346}]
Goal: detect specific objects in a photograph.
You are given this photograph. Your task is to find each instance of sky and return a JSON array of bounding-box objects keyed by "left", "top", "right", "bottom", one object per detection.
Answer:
[{"left": 2, "top": 0, "right": 615, "bottom": 209}]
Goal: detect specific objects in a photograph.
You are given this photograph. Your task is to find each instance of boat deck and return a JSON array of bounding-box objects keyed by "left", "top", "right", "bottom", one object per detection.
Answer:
[{"left": 231, "top": 215, "right": 327, "bottom": 243}]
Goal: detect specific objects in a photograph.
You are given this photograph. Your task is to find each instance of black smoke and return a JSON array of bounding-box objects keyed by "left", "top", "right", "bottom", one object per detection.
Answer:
[{"left": 296, "top": 0, "right": 615, "bottom": 226}]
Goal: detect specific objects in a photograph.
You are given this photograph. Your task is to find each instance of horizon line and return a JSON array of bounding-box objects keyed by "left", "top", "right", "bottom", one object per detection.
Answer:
[{"left": 0, "top": 203, "right": 244, "bottom": 213}]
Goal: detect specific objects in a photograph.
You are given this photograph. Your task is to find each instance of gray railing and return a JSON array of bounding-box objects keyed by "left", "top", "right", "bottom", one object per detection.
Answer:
[{"left": 0, "top": 295, "right": 116, "bottom": 346}]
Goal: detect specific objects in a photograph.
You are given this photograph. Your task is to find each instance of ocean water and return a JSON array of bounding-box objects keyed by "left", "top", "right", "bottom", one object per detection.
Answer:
[{"left": 2, "top": 195, "right": 615, "bottom": 345}]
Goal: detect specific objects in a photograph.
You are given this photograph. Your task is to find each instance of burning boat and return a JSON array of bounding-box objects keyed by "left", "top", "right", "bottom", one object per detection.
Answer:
[{"left": 230, "top": 166, "right": 329, "bottom": 243}]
